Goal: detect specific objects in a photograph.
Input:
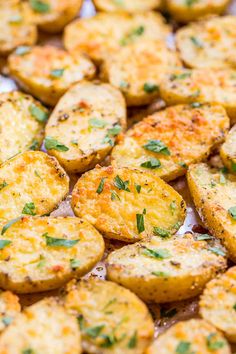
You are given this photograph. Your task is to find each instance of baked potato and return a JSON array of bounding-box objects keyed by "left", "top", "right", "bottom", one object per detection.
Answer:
[
  {"left": 220, "top": 125, "right": 236, "bottom": 172},
  {"left": 93, "top": 0, "right": 161, "bottom": 12},
  {"left": 0, "top": 291, "right": 21, "bottom": 333}
]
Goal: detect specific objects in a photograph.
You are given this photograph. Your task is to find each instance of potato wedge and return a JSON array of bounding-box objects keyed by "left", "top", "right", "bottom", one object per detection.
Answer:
[
  {"left": 112, "top": 104, "right": 229, "bottom": 182},
  {"left": 45, "top": 81, "right": 126, "bottom": 173},
  {"left": 64, "top": 278, "right": 154, "bottom": 354},
  {"left": 0, "top": 91, "right": 48, "bottom": 164},
  {"left": 0, "top": 151, "right": 69, "bottom": 220},
  {"left": 187, "top": 163, "right": 236, "bottom": 262},
  {"left": 0, "top": 2, "right": 37, "bottom": 55},
  {"left": 71, "top": 166, "right": 186, "bottom": 242},
  {"left": 28, "top": 0, "right": 82, "bottom": 33},
  {"left": 220, "top": 125, "right": 236, "bottom": 172},
  {"left": 101, "top": 40, "right": 181, "bottom": 107},
  {"left": 0, "top": 297, "right": 81, "bottom": 353},
  {"left": 8, "top": 45, "right": 95, "bottom": 106},
  {"left": 160, "top": 68, "right": 236, "bottom": 123},
  {"left": 166, "top": 0, "right": 229, "bottom": 23},
  {"left": 63, "top": 12, "right": 171, "bottom": 63},
  {"left": 145, "top": 319, "right": 230, "bottom": 354},
  {"left": 0, "top": 291, "right": 21, "bottom": 333},
  {"left": 200, "top": 266, "right": 236, "bottom": 343},
  {"left": 176, "top": 16, "right": 236, "bottom": 69},
  {"left": 106, "top": 233, "right": 227, "bottom": 303},
  {"left": 0, "top": 216, "right": 104, "bottom": 293},
  {"left": 93, "top": 0, "right": 160, "bottom": 12}
]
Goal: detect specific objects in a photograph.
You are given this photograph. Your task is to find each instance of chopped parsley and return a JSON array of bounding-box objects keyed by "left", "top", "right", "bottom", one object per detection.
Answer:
[
  {"left": 15, "top": 46, "right": 31, "bottom": 56},
  {"left": 0, "top": 240, "right": 12, "bottom": 250},
  {"left": 84, "top": 325, "right": 105, "bottom": 338},
  {"left": 136, "top": 211, "right": 145, "bottom": 234},
  {"left": 185, "top": 0, "right": 199, "bottom": 6},
  {"left": 190, "top": 36, "right": 203, "bottom": 48},
  {"left": 143, "top": 247, "right": 171, "bottom": 259},
  {"left": 196, "top": 234, "right": 212, "bottom": 241},
  {"left": 114, "top": 175, "right": 130, "bottom": 192},
  {"left": 43, "top": 233, "right": 79, "bottom": 248},
  {"left": 50, "top": 68, "right": 65, "bottom": 78},
  {"left": 120, "top": 26, "right": 145, "bottom": 46},
  {"left": 170, "top": 72, "right": 191, "bottom": 80},
  {"left": 127, "top": 331, "right": 137, "bottom": 348},
  {"left": 208, "top": 247, "right": 225, "bottom": 257},
  {"left": 119, "top": 81, "right": 129, "bottom": 89},
  {"left": 135, "top": 184, "right": 141, "bottom": 193},
  {"left": 206, "top": 333, "right": 225, "bottom": 350},
  {"left": 2, "top": 316, "right": 12, "bottom": 326},
  {"left": 151, "top": 271, "right": 169, "bottom": 277},
  {"left": 103, "top": 124, "right": 122, "bottom": 146},
  {"left": 231, "top": 161, "right": 236, "bottom": 172},
  {"left": 178, "top": 161, "right": 187, "bottom": 168},
  {"left": 22, "top": 202, "right": 36, "bottom": 216},
  {"left": 22, "top": 349, "right": 35, "bottom": 354},
  {"left": 153, "top": 227, "right": 170, "bottom": 238},
  {"left": 44, "top": 136, "right": 69, "bottom": 152},
  {"left": 29, "top": 104, "right": 49, "bottom": 122},
  {"left": 29, "top": 0, "right": 51, "bottom": 13},
  {"left": 29, "top": 139, "right": 39, "bottom": 151},
  {"left": 143, "top": 140, "right": 170, "bottom": 155},
  {"left": 140, "top": 158, "right": 161, "bottom": 169},
  {"left": 96, "top": 178, "right": 106, "bottom": 194},
  {"left": 1, "top": 217, "right": 22, "bottom": 235},
  {"left": 143, "top": 83, "right": 159, "bottom": 93},
  {"left": 228, "top": 206, "right": 236, "bottom": 220},
  {"left": 175, "top": 341, "right": 192, "bottom": 354},
  {"left": 0, "top": 181, "right": 8, "bottom": 191},
  {"left": 89, "top": 118, "right": 108, "bottom": 129},
  {"left": 70, "top": 259, "right": 80, "bottom": 269},
  {"left": 111, "top": 190, "right": 121, "bottom": 201}
]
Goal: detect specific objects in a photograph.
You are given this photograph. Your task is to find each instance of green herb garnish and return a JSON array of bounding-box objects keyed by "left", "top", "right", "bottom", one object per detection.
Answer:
[
  {"left": 143, "top": 140, "right": 170, "bottom": 155},
  {"left": 206, "top": 333, "right": 225, "bottom": 350},
  {"left": 143, "top": 247, "right": 171, "bottom": 259},
  {"left": 22, "top": 202, "right": 36, "bottom": 216},
  {"left": 176, "top": 341, "right": 192, "bottom": 354},
  {"left": 43, "top": 233, "right": 79, "bottom": 248},
  {"left": 135, "top": 184, "right": 141, "bottom": 193},
  {"left": 127, "top": 331, "right": 137, "bottom": 348},
  {"left": 15, "top": 46, "right": 31, "bottom": 55},
  {"left": 89, "top": 118, "right": 108, "bottom": 129},
  {"left": 96, "top": 178, "right": 106, "bottom": 194},
  {"left": 143, "top": 83, "right": 159, "bottom": 93},
  {"left": 50, "top": 68, "right": 64, "bottom": 78},
  {"left": 140, "top": 158, "right": 161, "bottom": 169},
  {"left": 29, "top": 104, "right": 49, "bottom": 122},
  {"left": 29, "top": 0, "right": 50, "bottom": 13},
  {"left": 0, "top": 240, "right": 12, "bottom": 250},
  {"left": 153, "top": 227, "right": 170, "bottom": 238},
  {"left": 0, "top": 181, "right": 8, "bottom": 191},
  {"left": 208, "top": 247, "right": 225, "bottom": 257},
  {"left": 228, "top": 206, "right": 236, "bottom": 220},
  {"left": 44, "top": 136, "right": 69, "bottom": 152},
  {"left": 1, "top": 217, "right": 22, "bottom": 235},
  {"left": 114, "top": 175, "right": 130, "bottom": 192},
  {"left": 70, "top": 259, "right": 80, "bottom": 269}
]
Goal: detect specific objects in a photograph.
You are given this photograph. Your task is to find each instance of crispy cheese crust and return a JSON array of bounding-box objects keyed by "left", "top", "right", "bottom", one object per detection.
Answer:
[
  {"left": 187, "top": 163, "right": 236, "bottom": 262},
  {"left": 200, "top": 266, "right": 236, "bottom": 343},
  {"left": 93, "top": 0, "right": 160, "bottom": 12},
  {"left": 145, "top": 319, "right": 230, "bottom": 354},
  {"left": 8, "top": 45, "right": 96, "bottom": 106},
  {"left": 64, "top": 278, "right": 154, "bottom": 354},
  {"left": 176, "top": 16, "right": 236, "bottom": 69},
  {"left": 0, "top": 151, "right": 69, "bottom": 220},
  {"left": 0, "top": 291, "right": 21, "bottom": 333},
  {"left": 112, "top": 104, "right": 229, "bottom": 182},
  {"left": 63, "top": 12, "right": 171, "bottom": 63},
  {"left": 0, "top": 297, "right": 82, "bottom": 353},
  {"left": 0, "top": 216, "right": 104, "bottom": 293},
  {"left": 71, "top": 166, "right": 186, "bottom": 242},
  {"left": 0, "top": 91, "right": 47, "bottom": 164},
  {"left": 160, "top": 68, "right": 236, "bottom": 123},
  {"left": 0, "top": 2, "right": 37, "bottom": 55},
  {"left": 220, "top": 125, "right": 236, "bottom": 171},
  {"left": 45, "top": 81, "right": 126, "bottom": 173},
  {"left": 106, "top": 233, "right": 227, "bottom": 303},
  {"left": 101, "top": 40, "right": 181, "bottom": 106}
]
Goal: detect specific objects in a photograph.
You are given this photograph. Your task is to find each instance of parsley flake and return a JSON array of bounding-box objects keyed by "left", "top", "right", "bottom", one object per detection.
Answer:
[
  {"left": 228, "top": 206, "right": 236, "bottom": 220},
  {"left": 0, "top": 240, "right": 12, "bottom": 250},
  {"left": 114, "top": 175, "right": 130, "bottom": 192},
  {"left": 44, "top": 136, "right": 69, "bottom": 151},
  {"left": 143, "top": 247, "right": 171, "bottom": 259},
  {"left": 143, "top": 140, "right": 170, "bottom": 155},
  {"left": 29, "top": 0, "right": 50, "bottom": 13},
  {"left": 43, "top": 233, "right": 79, "bottom": 248},
  {"left": 143, "top": 83, "right": 159, "bottom": 93},
  {"left": 96, "top": 178, "right": 106, "bottom": 194},
  {"left": 0, "top": 181, "right": 8, "bottom": 191},
  {"left": 22, "top": 202, "right": 36, "bottom": 216},
  {"left": 50, "top": 68, "right": 64, "bottom": 78},
  {"left": 140, "top": 158, "right": 161, "bottom": 169},
  {"left": 153, "top": 227, "right": 170, "bottom": 238},
  {"left": 1, "top": 217, "right": 22, "bottom": 235}
]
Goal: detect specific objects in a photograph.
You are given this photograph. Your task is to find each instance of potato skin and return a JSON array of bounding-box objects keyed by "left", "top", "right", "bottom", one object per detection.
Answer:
[
  {"left": 8, "top": 45, "right": 95, "bottom": 106},
  {"left": 72, "top": 165, "right": 186, "bottom": 242},
  {"left": 220, "top": 125, "right": 236, "bottom": 171},
  {"left": 63, "top": 12, "right": 171, "bottom": 63},
  {"left": 0, "top": 91, "right": 47, "bottom": 164},
  {"left": 0, "top": 291, "right": 21, "bottom": 333},
  {"left": 0, "top": 2, "right": 37, "bottom": 55},
  {"left": 101, "top": 40, "right": 181, "bottom": 107},
  {"left": 200, "top": 266, "right": 236, "bottom": 343},
  {"left": 176, "top": 16, "right": 236, "bottom": 69},
  {"left": 166, "top": 0, "right": 229, "bottom": 23},
  {"left": 93, "top": 0, "right": 160, "bottom": 12},
  {"left": 112, "top": 104, "right": 229, "bottom": 182},
  {"left": 64, "top": 278, "right": 154, "bottom": 354},
  {"left": 145, "top": 319, "right": 230, "bottom": 354},
  {"left": 0, "top": 151, "right": 69, "bottom": 220},
  {"left": 106, "top": 233, "right": 227, "bottom": 303},
  {"left": 187, "top": 163, "right": 236, "bottom": 263},
  {"left": 160, "top": 68, "right": 236, "bottom": 124},
  {"left": 45, "top": 81, "right": 126, "bottom": 173},
  {"left": 0, "top": 297, "right": 82, "bottom": 353},
  {"left": 28, "top": 0, "right": 83, "bottom": 33},
  {"left": 0, "top": 216, "right": 104, "bottom": 293}
]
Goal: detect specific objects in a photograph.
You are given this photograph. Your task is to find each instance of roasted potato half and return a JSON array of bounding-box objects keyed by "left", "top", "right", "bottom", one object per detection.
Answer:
[
  {"left": 200, "top": 266, "right": 236, "bottom": 343},
  {"left": 0, "top": 291, "right": 21, "bottom": 333},
  {"left": 0, "top": 297, "right": 82, "bottom": 353},
  {"left": 45, "top": 81, "right": 126, "bottom": 173},
  {"left": 28, "top": 0, "right": 82, "bottom": 33},
  {"left": 187, "top": 163, "right": 236, "bottom": 262},
  {"left": 0, "top": 91, "right": 47, "bottom": 164},
  {"left": 8, "top": 45, "right": 96, "bottom": 106},
  {"left": 106, "top": 233, "right": 227, "bottom": 303},
  {"left": 166, "top": 0, "right": 229, "bottom": 23},
  {"left": 64, "top": 12, "right": 171, "bottom": 63},
  {"left": 71, "top": 166, "right": 186, "bottom": 242},
  {"left": 220, "top": 125, "right": 236, "bottom": 172},
  {"left": 160, "top": 68, "right": 236, "bottom": 123},
  {"left": 145, "top": 319, "right": 230, "bottom": 354},
  {"left": 112, "top": 104, "right": 229, "bottom": 182},
  {"left": 0, "top": 151, "right": 69, "bottom": 220},
  {"left": 176, "top": 16, "right": 236, "bottom": 69},
  {"left": 64, "top": 278, "right": 154, "bottom": 354},
  {"left": 0, "top": 2, "right": 37, "bottom": 55},
  {"left": 101, "top": 40, "right": 181, "bottom": 107},
  {"left": 93, "top": 0, "right": 160, "bottom": 12},
  {"left": 0, "top": 216, "right": 104, "bottom": 293}
]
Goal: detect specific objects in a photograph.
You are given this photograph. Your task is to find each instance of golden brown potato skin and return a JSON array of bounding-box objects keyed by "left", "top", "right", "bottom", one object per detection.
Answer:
[
  {"left": 220, "top": 125, "right": 236, "bottom": 172},
  {"left": 93, "top": 0, "right": 160, "bottom": 12},
  {"left": 72, "top": 165, "right": 186, "bottom": 242},
  {"left": 160, "top": 68, "right": 236, "bottom": 124},
  {"left": 187, "top": 163, "right": 236, "bottom": 263},
  {"left": 112, "top": 104, "right": 229, "bottom": 182},
  {"left": 8, "top": 45, "right": 95, "bottom": 106}
]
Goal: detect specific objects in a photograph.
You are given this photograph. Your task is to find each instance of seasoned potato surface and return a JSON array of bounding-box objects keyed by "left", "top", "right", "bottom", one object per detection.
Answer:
[
  {"left": 72, "top": 166, "right": 186, "bottom": 242},
  {"left": 112, "top": 104, "right": 229, "bottom": 181},
  {"left": 64, "top": 278, "right": 154, "bottom": 354},
  {"left": 8, "top": 45, "right": 96, "bottom": 106},
  {"left": 0, "top": 151, "right": 69, "bottom": 220},
  {"left": 0, "top": 291, "right": 21, "bottom": 333},
  {"left": 220, "top": 125, "right": 236, "bottom": 172},
  {"left": 187, "top": 163, "right": 236, "bottom": 262},
  {"left": 93, "top": 0, "right": 160, "bottom": 12},
  {"left": 45, "top": 81, "right": 126, "bottom": 173}
]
